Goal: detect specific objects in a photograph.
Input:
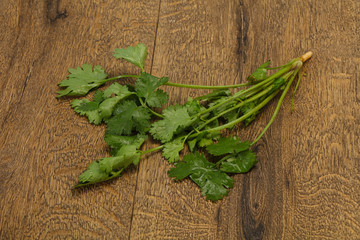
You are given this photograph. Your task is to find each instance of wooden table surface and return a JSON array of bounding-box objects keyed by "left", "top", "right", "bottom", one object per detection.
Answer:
[{"left": 1, "top": 1, "right": 359, "bottom": 239}]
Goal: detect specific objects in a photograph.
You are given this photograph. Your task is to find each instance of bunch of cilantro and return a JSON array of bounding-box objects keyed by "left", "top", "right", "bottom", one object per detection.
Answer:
[{"left": 57, "top": 44, "right": 311, "bottom": 201}]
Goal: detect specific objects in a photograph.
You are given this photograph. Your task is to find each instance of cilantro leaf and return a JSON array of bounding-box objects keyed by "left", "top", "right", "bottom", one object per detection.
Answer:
[
  {"left": 99, "top": 145, "right": 141, "bottom": 173},
  {"left": 135, "top": 73, "right": 169, "bottom": 107},
  {"left": 150, "top": 105, "right": 193, "bottom": 143},
  {"left": 189, "top": 122, "right": 221, "bottom": 151},
  {"left": 168, "top": 152, "right": 234, "bottom": 201},
  {"left": 57, "top": 64, "right": 108, "bottom": 97},
  {"left": 77, "top": 161, "right": 118, "bottom": 186},
  {"left": 197, "top": 120, "right": 221, "bottom": 148},
  {"left": 105, "top": 134, "right": 147, "bottom": 156},
  {"left": 187, "top": 139, "right": 197, "bottom": 152},
  {"left": 106, "top": 101, "right": 151, "bottom": 135},
  {"left": 208, "top": 96, "right": 237, "bottom": 121},
  {"left": 247, "top": 61, "right": 270, "bottom": 82},
  {"left": 270, "top": 77, "right": 286, "bottom": 93},
  {"left": 220, "top": 150, "right": 257, "bottom": 173},
  {"left": 241, "top": 101, "right": 259, "bottom": 126},
  {"left": 71, "top": 90, "right": 104, "bottom": 124},
  {"left": 98, "top": 84, "right": 134, "bottom": 119},
  {"left": 71, "top": 84, "right": 134, "bottom": 124},
  {"left": 103, "top": 82, "right": 133, "bottom": 98},
  {"left": 75, "top": 145, "right": 141, "bottom": 188},
  {"left": 113, "top": 43, "right": 148, "bottom": 71},
  {"left": 206, "top": 136, "right": 251, "bottom": 156},
  {"left": 183, "top": 97, "right": 205, "bottom": 116},
  {"left": 197, "top": 132, "right": 218, "bottom": 148},
  {"left": 162, "top": 138, "right": 184, "bottom": 163}
]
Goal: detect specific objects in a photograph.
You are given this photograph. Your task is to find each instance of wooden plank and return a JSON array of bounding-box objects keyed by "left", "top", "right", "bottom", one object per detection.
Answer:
[
  {"left": 129, "top": 1, "right": 252, "bottom": 239},
  {"left": 130, "top": 0, "right": 360, "bottom": 239},
  {"left": 0, "top": 1, "right": 160, "bottom": 239}
]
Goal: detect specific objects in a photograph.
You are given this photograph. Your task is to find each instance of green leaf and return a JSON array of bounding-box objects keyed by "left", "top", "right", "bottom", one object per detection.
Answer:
[
  {"left": 150, "top": 105, "right": 193, "bottom": 143},
  {"left": 223, "top": 108, "right": 240, "bottom": 123},
  {"left": 99, "top": 145, "right": 141, "bottom": 173},
  {"left": 162, "top": 138, "right": 184, "bottom": 163},
  {"left": 106, "top": 101, "right": 151, "bottom": 135},
  {"left": 75, "top": 145, "right": 141, "bottom": 187},
  {"left": 186, "top": 98, "right": 209, "bottom": 118},
  {"left": 197, "top": 138, "right": 214, "bottom": 148},
  {"left": 57, "top": 64, "right": 108, "bottom": 97},
  {"left": 247, "top": 61, "right": 270, "bottom": 82},
  {"left": 168, "top": 152, "right": 234, "bottom": 201},
  {"left": 220, "top": 150, "right": 257, "bottom": 173},
  {"left": 187, "top": 139, "right": 197, "bottom": 152},
  {"left": 98, "top": 84, "right": 134, "bottom": 119},
  {"left": 105, "top": 134, "right": 147, "bottom": 156},
  {"left": 71, "top": 84, "right": 133, "bottom": 124},
  {"left": 197, "top": 120, "right": 221, "bottom": 148},
  {"left": 71, "top": 90, "right": 104, "bottom": 124},
  {"left": 270, "top": 77, "right": 286, "bottom": 93},
  {"left": 206, "top": 136, "right": 251, "bottom": 156},
  {"left": 113, "top": 43, "right": 148, "bottom": 71},
  {"left": 77, "top": 161, "right": 112, "bottom": 185},
  {"left": 135, "top": 73, "right": 169, "bottom": 107},
  {"left": 208, "top": 96, "right": 237, "bottom": 120},
  {"left": 240, "top": 101, "right": 259, "bottom": 126},
  {"left": 103, "top": 82, "right": 132, "bottom": 98}
]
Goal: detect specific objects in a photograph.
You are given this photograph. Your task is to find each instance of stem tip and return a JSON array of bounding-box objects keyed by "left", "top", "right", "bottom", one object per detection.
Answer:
[{"left": 300, "top": 51, "right": 313, "bottom": 62}]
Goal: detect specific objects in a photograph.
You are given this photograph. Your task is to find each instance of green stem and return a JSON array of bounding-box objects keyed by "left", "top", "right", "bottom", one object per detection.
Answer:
[
  {"left": 196, "top": 83, "right": 277, "bottom": 131},
  {"left": 265, "top": 59, "right": 295, "bottom": 70},
  {"left": 164, "top": 82, "right": 251, "bottom": 89},
  {"left": 251, "top": 67, "right": 301, "bottom": 145},
  {"left": 215, "top": 155, "right": 232, "bottom": 167},
  {"left": 106, "top": 75, "right": 253, "bottom": 89},
  {"left": 291, "top": 72, "right": 303, "bottom": 112},
  {"left": 238, "top": 70, "right": 293, "bottom": 100},
  {"left": 138, "top": 97, "right": 164, "bottom": 118},
  {"left": 141, "top": 145, "right": 164, "bottom": 155},
  {"left": 104, "top": 75, "right": 139, "bottom": 82},
  {"left": 195, "top": 60, "right": 297, "bottom": 118},
  {"left": 189, "top": 90, "right": 280, "bottom": 139},
  {"left": 148, "top": 108, "right": 165, "bottom": 118}
]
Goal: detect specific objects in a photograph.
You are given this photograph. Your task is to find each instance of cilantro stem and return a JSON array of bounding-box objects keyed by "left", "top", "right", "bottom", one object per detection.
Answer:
[
  {"left": 164, "top": 82, "right": 251, "bottom": 89},
  {"left": 196, "top": 83, "right": 276, "bottom": 131},
  {"left": 196, "top": 60, "right": 298, "bottom": 118},
  {"left": 252, "top": 66, "right": 301, "bottom": 145},
  {"left": 291, "top": 72, "right": 303, "bottom": 112},
  {"left": 265, "top": 60, "right": 295, "bottom": 70},
  {"left": 148, "top": 108, "right": 164, "bottom": 118},
  {"left": 109, "top": 75, "right": 253, "bottom": 89},
  {"left": 105, "top": 75, "right": 139, "bottom": 82},
  {"left": 138, "top": 97, "right": 165, "bottom": 118},
  {"left": 192, "top": 61, "right": 303, "bottom": 139},
  {"left": 189, "top": 90, "right": 280, "bottom": 139},
  {"left": 107, "top": 74, "right": 253, "bottom": 90},
  {"left": 141, "top": 145, "right": 164, "bottom": 155}
]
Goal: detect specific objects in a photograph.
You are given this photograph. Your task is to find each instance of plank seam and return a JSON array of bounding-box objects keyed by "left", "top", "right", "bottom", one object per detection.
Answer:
[
  {"left": 149, "top": 0, "right": 162, "bottom": 75},
  {"left": 127, "top": 1, "right": 162, "bottom": 239}
]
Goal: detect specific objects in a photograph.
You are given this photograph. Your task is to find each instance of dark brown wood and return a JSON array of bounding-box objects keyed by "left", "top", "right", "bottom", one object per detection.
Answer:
[
  {"left": 0, "top": 1, "right": 160, "bottom": 239},
  {"left": 1, "top": 0, "right": 359, "bottom": 239}
]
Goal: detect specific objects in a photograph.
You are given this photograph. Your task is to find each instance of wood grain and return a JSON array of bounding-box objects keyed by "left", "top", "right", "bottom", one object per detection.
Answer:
[
  {"left": 1, "top": 0, "right": 359, "bottom": 239},
  {"left": 0, "top": 0, "right": 160, "bottom": 239}
]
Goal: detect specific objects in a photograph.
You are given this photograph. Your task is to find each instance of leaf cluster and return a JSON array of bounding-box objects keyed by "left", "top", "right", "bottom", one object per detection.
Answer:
[{"left": 57, "top": 43, "right": 304, "bottom": 201}]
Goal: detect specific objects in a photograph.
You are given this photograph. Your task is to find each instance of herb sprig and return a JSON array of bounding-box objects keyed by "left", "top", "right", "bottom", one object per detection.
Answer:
[{"left": 57, "top": 44, "right": 312, "bottom": 201}]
